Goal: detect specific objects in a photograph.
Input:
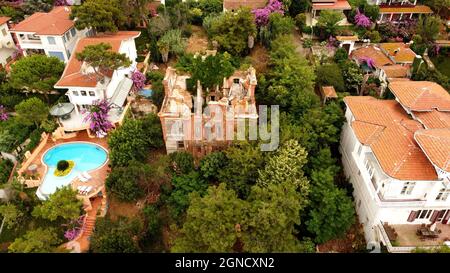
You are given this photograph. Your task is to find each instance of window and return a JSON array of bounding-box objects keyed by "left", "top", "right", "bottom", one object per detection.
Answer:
[
  {"left": 417, "top": 210, "right": 432, "bottom": 219},
  {"left": 70, "top": 28, "right": 76, "bottom": 37},
  {"left": 80, "top": 91, "right": 87, "bottom": 96},
  {"left": 65, "top": 32, "right": 70, "bottom": 41},
  {"left": 62, "top": 36, "right": 66, "bottom": 43},
  {"left": 1, "top": 29, "right": 6, "bottom": 37},
  {"left": 233, "top": 78, "right": 240, "bottom": 84},
  {"left": 47, "top": 37, "right": 56, "bottom": 45},
  {"left": 177, "top": 141, "right": 185, "bottom": 149},
  {"left": 357, "top": 145, "right": 363, "bottom": 156},
  {"left": 48, "top": 51, "right": 65, "bottom": 62},
  {"left": 401, "top": 182, "right": 415, "bottom": 195},
  {"left": 72, "top": 91, "right": 79, "bottom": 96},
  {"left": 364, "top": 159, "right": 374, "bottom": 178},
  {"left": 435, "top": 188, "right": 450, "bottom": 201},
  {"left": 89, "top": 91, "right": 95, "bottom": 97}
]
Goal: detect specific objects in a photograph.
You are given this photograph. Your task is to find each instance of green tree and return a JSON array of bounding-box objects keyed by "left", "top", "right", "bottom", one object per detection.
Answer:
[
  {"left": 121, "top": 0, "right": 152, "bottom": 27},
  {"left": 142, "top": 204, "right": 161, "bottom": 237},
  {"left": 260, "top": 12, "right": 295, "bottom": 47},
  {"left": 218, "top": 142, "right": 265, "bottom": 199},
  {"left": 0, "top": 204, "right": 23, "bottom": 235},
  {"left": 8, "top": 228, "right": 61, "bottom": 253},
  {"left": 76, "top": 43, "right": 132, "bottom": 82},
  {"left": 15, "top": 98, "right": 48, "bottom": 128},
  {"left": 157, "top": 29, "right": 187, "bottom": 62},
  {"left": 242, "top": 181, "right": 308, "bottom": 252},
  {"left": 106, "top": 161, "right": 153, "bottom": 202},
  {"left": 70, "top": 0, "right": 126, "bottom": 33},
  {"left": 428, "top": 0, "right": 450, "bottom": 14},
  {"left": 168, "top": 171, "right": 208, "bottom": 219},
  {"left": 306, "top": 169, "right": 355, "bottom": 243},
  {"left": 32, "top": 186, "right": 82, "bottom": 221},
  {"left": 207, "top": 8, "right": 257, "bottom": 55},
  {"left": 334, "top": 47, "right": 348, "bottom": 63},
  {"left": 339, "top": 60, "right": 363, "bottom": 94},
  {"left": 90, "top": 217, "right": 142, "bottom": 253},
  {"left": 171, "top": 183, "right": 246, "bottom": 253},
  {"left": 257, "top": 140, "right": 309, "bottom": 207},
  {"left": 416, "top": 15, "right": 442, "bottom": 43},
  {"left": 9, "top": 55, "right": 64, "bottom": 102},
  {"left": 364, "top": 30, "right": 381, "bottom": 43},
  {"left": 168, "top": 151, "right": 195, "bottom": 175},
  {"left": 199, "top": 151, "right": 227, "bottom": 181},
  {"left": 108, "top": 118, "right": 151, "bottom": 167},
  {"left": 316, "top": 10, "right": 343, "bottom": 37},
  {"left": 315, "top": 63, "right": 345, "bottom": 92},
  {"left": 176, "top": 52, "right": 235, "bottom": 91}
]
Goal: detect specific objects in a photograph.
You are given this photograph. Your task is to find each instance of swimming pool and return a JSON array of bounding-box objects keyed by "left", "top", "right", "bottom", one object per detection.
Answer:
[
  {"left": 139, "top": 88, "right": 153, "bottom": 98},
  {"left": 37, "top": 142, "right": 108, "bottom": 200}
]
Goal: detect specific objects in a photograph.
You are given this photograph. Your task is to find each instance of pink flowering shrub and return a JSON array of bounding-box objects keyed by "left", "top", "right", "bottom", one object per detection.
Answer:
[
  {"left": 252, "top": 0, "right": 284, "bottom": 27},
  {"left": 0, "top": 105, "right": 8, "bottom": 121},
  {"left": 359, "top": 57, "right": 376, "bottom": 69},
  {"left": 54, "top": 0, "right": 74, "bottom": 6},
  {"left": 63, "top": 215, "right": 85, "bottom": 241},
  {"left": 354, "top": 9, "right": 371, "bottom": 28},
  {"left": 131, "top": 70, "right": 146, "bottom": 90},
  {"left": 82, "top": 99, "right": 114, "bottom": 137}
]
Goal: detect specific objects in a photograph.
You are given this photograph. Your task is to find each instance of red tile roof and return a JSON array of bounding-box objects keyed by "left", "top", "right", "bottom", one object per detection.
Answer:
[
  {"left": 351, "top": 46, "right": 394, "bottom": 68},
  {"left": 312, "top": 0, "right": 351, "bottom": 10},
  {"left": 344, "top": 96, "right": 438, "bottom": 181},
  {"left": 415, "top": 129, "right": 450, "bottom": 172},
  {"left": 0, "top": 17, "right": 10, "bottom": 25},
  {"left": 380, "top": 43, "right": 417, "bottom": 63},
  {"left": 389, "top": 81, "right": 450, "bottom": 112},
  {"left": 380, "top": 5, "right": 433, "bottom": 14},
  {"left": 55, "top": 31, "right": 141, "bottom": 88},
  {"left": 10, "top": 6, "right": 73, "bottom": 35},
  {"left": 413, "top": 110, "right": 450, "bottom": 129},
  {"left": 382, "top": 64, "right": 409, "bottom": 78},
  {"left": 321, "top": 86, "right": 338, "bottom": 98}
]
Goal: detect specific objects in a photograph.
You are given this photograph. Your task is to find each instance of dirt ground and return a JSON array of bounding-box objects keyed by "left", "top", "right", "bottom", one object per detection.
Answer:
[
  {"left": 186, "top": 25, "right": 209, "bottom": 54},
  {"left": 317, "top": 222, "right": 367, "bottom": 253},
  {"left": 107, "top": 195, "right": 143, "bottom": 221},
  {"left": 249, "top": 44, "right": 270, "bottom": 74}
]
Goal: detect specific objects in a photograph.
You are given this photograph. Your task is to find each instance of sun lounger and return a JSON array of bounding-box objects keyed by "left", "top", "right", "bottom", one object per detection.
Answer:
[
  {"left": 77, "top": 173, "right": 89, "bottom": 182},
  {"left": 82, "top": 186, "right": 93, "bottom": 195},
  {"left": 82, "top": 171, "right": 92, "bottom": 180}
]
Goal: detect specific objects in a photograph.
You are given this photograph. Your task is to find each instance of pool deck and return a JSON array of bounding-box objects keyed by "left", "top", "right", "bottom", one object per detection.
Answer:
[{"left": 27, "top": 131, "right": 110, "bottom": 210}]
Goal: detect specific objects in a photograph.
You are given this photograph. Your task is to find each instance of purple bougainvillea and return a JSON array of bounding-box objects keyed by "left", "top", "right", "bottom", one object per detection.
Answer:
[
  {"left": 0, "top": 105, "right": 8, "bottom": 121},
  {"left": 131, "top": 70, "right": 146, "bottom": 90},
  {"left": 64, "top": 228, "right": 81, "bottom": 241},
  {"left": 82, "top": 99, "right": 113, "bottom": 137},
  {"left": 54, "top": 0, "right": 74, "bottom": 6},
  {"left": 252, "top": 0, "right": 284, "bottom": 27},
  {"left": 354, "top": 9, "right": 371, "bottom": 28},
  {"left": 359, "top": 57, "right": 376, "bottom": 69},
  {"left": 62, "top": 215, "right": 85, "bottom": 241}
]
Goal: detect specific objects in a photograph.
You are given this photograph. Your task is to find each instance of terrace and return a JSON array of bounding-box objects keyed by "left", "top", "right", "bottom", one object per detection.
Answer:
[{"left": 379, "top": 222, "right": 450, "bottom": 252}]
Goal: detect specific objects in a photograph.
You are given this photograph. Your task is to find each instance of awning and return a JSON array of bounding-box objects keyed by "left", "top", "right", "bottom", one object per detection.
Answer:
[
  {"left": 49, "top": 102, "right": 75, "bottom": 117},
  {"left": 312, "top": 0, "right": 351, "bottom": 10},
  {"left": 109, "top": 77, "right": 133, "bottom": 107}
]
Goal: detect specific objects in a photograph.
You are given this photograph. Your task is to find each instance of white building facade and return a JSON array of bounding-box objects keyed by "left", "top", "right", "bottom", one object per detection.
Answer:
[{"left": 0, "top": 17, "right": 15, "bottom": 67}]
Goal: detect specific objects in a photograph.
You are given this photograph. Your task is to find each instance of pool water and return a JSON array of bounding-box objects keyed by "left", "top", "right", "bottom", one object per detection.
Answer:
[
  {"left": 139, "top": 89, "right": 153, "bottom": 98},
  {"left": 37, "top": 143, "right": 108, "bottom": 200}
]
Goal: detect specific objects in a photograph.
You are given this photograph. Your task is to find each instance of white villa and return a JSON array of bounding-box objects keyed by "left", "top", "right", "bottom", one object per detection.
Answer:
[
  {"left": 54, "top": 31, "right": 141, "bottom": 132},
  {"left": 9, "top": 6, "right": 91, "bottom": 63},
  {"left": 340, "top": 81, "right": 450, "bottom": 252},
  {"left": 0, "top": 16, "right": 15, "bottom": 68}
]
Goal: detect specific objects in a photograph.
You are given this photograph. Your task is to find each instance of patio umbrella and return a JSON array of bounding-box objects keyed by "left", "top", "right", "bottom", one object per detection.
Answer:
[{"left": 49, "top": 103, "right": 75, "bottom": 117}]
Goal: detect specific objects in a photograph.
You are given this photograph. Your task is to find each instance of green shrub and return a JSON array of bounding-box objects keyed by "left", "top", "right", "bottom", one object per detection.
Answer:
[
  {"left": 25, "top": 129, "right": 43, "bottom": 152},
  {"left": 0, "top": 159, "right": 14, "bottom": 184},
  {"left": 295, "top": 13, "right": 306, "bottom": 31},
  {"left": 364, "top": 30, "right": 381, "bottom": 43},
  {"left": 334, "top": 47, "right": 348, "bottom": 63},
  {"left": 57, "top": 160, "right": 69, "bottom": 171},
  {"left": 303, "top": 38, "right": 313, "bottom": 48},
  {"left": 40, "top": 119, "right": 58, "bottom": 133},
  {"left": 169, "top": 151, "right": 195, "bottom": 175}
]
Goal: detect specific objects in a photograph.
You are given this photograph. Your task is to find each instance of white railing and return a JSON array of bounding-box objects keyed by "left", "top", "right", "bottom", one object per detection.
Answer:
[{"left": 377, "top": 222, "right": 437, "bottom": 253}]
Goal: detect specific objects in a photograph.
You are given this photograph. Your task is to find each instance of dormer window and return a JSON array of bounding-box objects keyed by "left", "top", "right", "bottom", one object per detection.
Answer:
[{"left": 81, "top": 91, "right": 87, "bottom": 96}]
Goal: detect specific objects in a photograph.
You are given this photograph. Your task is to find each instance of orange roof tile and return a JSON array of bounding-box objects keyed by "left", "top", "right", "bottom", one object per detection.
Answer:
[
  {"left": 344, "top": 96, "right": 438, "bottom": 181},
  {"left": 415, "top": 129, "right": 450, "bottom": 172},
  {"left": 223, "top": 0, "right": 267, "bottom": 10},
  {"left": 0, "top": 17, "right": 10, "bottom": 25},
  {"left": 381, "top": 64, "right": 409, "bottom": 78},
  {"left": 312, "top": 0, "right": 351, "bottom": 10},
  {"left": 351, "top": 46, "right": 394, "bottom": 68},
  {"left": 321, "top": 86, "right": 338, "bottom": 98},
  {"left": 389, "top": 81, "right": 450, "bottom": 112},
  {"left": 380, "top": 5, "right": 433, "bottom": 14},
  {"left": 55, "top": 31, "right": 141, "bottom": 88},
  {"left": 380, "top": 43, "right": 417, "bottom": 63},
  {"left": 10, "top": 6, "right": 73, "bottom": 35},
  {"left": 413, "top": 111, "right": 450, "bottom": 129}
]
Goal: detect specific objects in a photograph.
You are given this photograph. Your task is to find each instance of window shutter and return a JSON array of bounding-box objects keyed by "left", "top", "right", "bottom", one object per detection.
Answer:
[
  {"left": 430, "top": 210, "right": 440, "bottom": 223},
  {"left": 443, "top": 211, "right": 450, "bottom": 224},
  {"left": 407, "top": 211, "right": 418, "bottom": 222}
]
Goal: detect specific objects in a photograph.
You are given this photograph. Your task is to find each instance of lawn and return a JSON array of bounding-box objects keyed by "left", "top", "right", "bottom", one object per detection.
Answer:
[{"left": 431, "top": 55, "right": 450, "bottom": 78}]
